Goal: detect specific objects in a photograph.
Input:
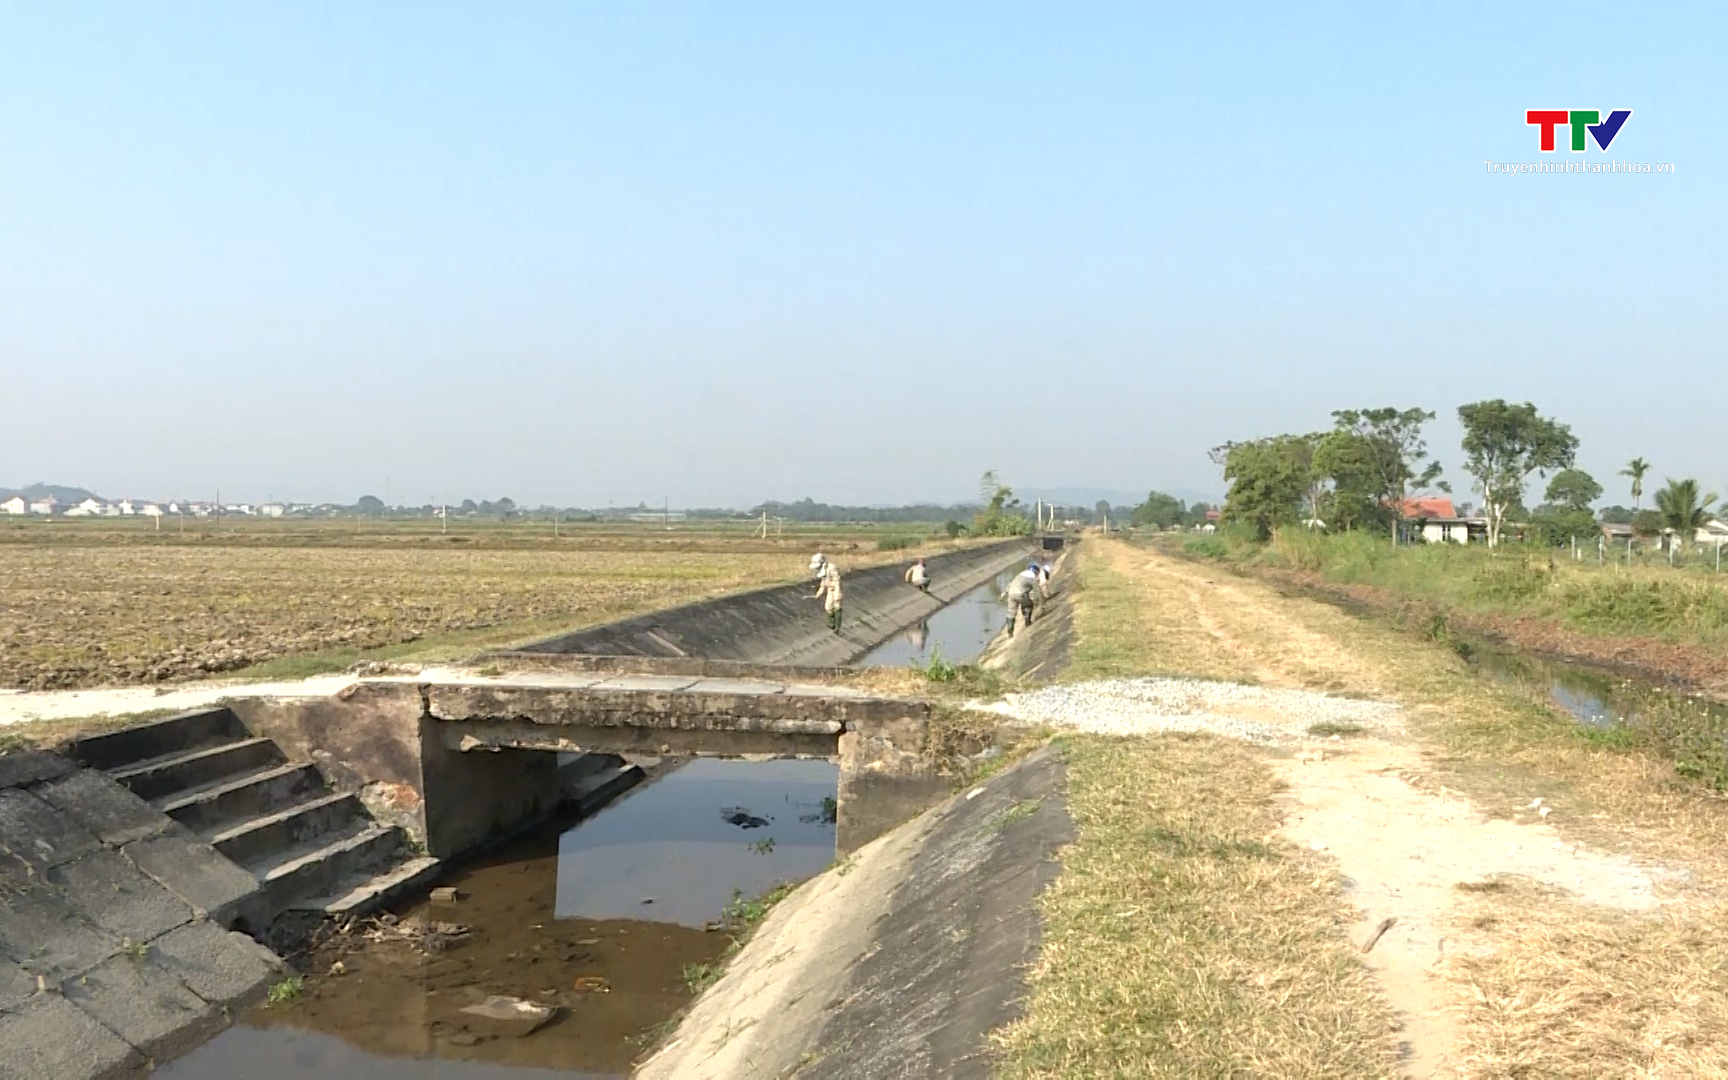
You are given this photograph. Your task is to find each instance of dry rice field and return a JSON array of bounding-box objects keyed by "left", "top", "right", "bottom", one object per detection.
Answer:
[{"left": 0, "top": 523, "right": 914, "bottom": 690}]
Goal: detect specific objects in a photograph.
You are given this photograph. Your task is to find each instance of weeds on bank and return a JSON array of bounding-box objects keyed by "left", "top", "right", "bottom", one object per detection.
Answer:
[
  {"left": 995, "top": 734, "right": 1400, "bottom": 1078},
  {"left": 266, "top": 976, "right": 304, "bottom": 1007}
]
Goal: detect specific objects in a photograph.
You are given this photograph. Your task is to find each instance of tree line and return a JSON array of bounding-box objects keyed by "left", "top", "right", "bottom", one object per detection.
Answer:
[{"left": 1208, "top": 401, "right": 1720, "bottom": 548}]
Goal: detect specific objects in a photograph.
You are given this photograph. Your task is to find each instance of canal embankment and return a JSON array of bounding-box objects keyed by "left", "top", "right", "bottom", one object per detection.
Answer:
[{"left": 637, "top": 745, "right": 1070, "bottom": 1079}]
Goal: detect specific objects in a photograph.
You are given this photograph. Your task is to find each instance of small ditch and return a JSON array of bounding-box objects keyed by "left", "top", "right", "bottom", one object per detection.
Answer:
[
  {"left": 158, "top": 759, "right": 839, "bottom": 1079},
  {"left": 857, "top": 572, "right": 1015, "bottom": 668},
  {"left": 1466, "top": 644, "right": 1728, "bottom": 733}
]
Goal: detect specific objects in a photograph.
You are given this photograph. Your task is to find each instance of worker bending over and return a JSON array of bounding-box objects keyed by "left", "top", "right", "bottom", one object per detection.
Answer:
[
  {"left": 1004, "top": 561, "right": 1041, "bottom": 637},
  {"left": 904, "top": 557, "right": 931, "bottom": 592}
]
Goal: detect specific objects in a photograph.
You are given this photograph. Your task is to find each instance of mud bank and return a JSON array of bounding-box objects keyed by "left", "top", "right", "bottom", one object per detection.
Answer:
[{"left": 638, "top": 745, "right": 1070, "bottom": 1079}]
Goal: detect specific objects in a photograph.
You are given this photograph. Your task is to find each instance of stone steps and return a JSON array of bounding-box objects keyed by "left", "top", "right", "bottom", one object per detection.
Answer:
[
  {"left": 67, "top": 707, "right": 430, "bottom": 933},
  {"left": 158, "top": 761, "right": 326, "bottom": 834}
]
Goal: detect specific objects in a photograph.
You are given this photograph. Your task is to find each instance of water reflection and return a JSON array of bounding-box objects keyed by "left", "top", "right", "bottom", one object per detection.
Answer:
[
  {"left": 860, "top": 573, "right": 1013, "bottom": 667},
  {"left": 555, "top": 757, "right": 837, "bottom": 927}
]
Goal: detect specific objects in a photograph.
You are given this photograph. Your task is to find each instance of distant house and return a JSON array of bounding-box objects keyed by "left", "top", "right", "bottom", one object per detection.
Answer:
[
  {"left": 138, "top": 503, "right": 163, "bottom": 517},
  {"left": 260, "top": 503, "right": 285, "bottom": 518},
  {"left": 1696, "top": 520, "right": 1728, "bottom": 547},
  {"left": 1, "top": 495, "right": 25, "bottom": 515},
  {"left": 73, "top": 497, "right": 104, "bottom": 515},
  {"left": 27, "top": 495, "right": 59, "bottom": 515},
  {"left": 1400, "top": 497, "right": 1485, "bottom": 544},
  {"left": 1601, "top": 522, "right": 1636, "bottom": 544}
]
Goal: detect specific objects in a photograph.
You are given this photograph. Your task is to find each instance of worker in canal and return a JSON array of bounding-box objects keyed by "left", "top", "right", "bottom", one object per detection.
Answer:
[
  {"left": 1004, "top": 561, "right": 1041, "bottom": 637},
  {"left": 904, "top": 556, "right": 931, "bottom": 592},
  {"left": 811, "top": 552, "right": 843, "bottom": 632}
]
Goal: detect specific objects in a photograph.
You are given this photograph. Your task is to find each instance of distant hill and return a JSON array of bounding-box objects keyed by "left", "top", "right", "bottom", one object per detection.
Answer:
[{"left": 0, "top": 483, "right": 103, "bottom": 504}]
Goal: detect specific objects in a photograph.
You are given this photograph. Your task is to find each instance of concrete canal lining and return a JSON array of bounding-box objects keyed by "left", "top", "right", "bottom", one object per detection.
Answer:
[
  {"left": 511, "top": 540, "right": 1031, "bottom": 666},
  {"left": 639, "top": 745, "right": 1072, "bottom": 1079}
]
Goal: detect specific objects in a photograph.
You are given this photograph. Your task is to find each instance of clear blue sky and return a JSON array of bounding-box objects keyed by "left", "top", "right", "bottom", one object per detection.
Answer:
[{"left": 3, "top": 3, "right": 1722, "bottom": 508}]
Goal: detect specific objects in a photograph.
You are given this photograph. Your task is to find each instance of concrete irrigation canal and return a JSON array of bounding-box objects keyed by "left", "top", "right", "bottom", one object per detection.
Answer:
[{"left": 0, "top": 539, "right": 1071, "bottom": 1079}]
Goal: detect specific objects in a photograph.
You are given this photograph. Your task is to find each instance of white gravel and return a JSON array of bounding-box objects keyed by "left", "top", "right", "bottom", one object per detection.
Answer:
[{"left": 975, "top": 677, "right": 1403, "bottom": 743}]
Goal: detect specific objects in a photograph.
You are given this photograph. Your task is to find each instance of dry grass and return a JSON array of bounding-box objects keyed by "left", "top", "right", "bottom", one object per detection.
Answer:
[
  {"left": 1064, "top": 540, "right": 1252, "bottom": 683},
  {"left": 1027, "top": 539, "right": 1728, "bottom": 1075},
  {"left": 0, "top": 525, "right": 922, "bottom": 690},
  {"left": 1447, "top": 879, "right": 1728, "bottom": 1078},
  {"left": 994, "top": 733, "right": 1401, "bottom": 1077}
]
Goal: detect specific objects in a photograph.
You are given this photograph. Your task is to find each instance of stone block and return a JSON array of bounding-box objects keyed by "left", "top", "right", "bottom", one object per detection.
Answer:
[
  {"left": 146, "top": 921, "right": 279, "bottom": 1009},
  {"left": 38, "top": 769, "right": 174, "bottom": 847},
  {"left": 0, "top": 853, "right": 120, "bottom": 982},
  {"left": 588, "top": 675, "right": 702, "bottom": 692},
  {"left": 0, "top": 992, "right": 145, "bottom": 1080},
  {"left": 0, "top": 750, "right": 76, "bottom": 790},
  {"left": 50, "top": 849, "right": 196, "bottom": 941},
  {"left": 122, "top": 826, "right": 259, "bottom": 926},
  {"left": 0, "top": 955, "right": 35, "bottom": 1011},
  {"left": 685, "top": 678, "right": 789, "bottom": 696},
  {"left": 62, "top": 952, "right": 222, "bottom": 1061},
  {"left": 0, "top": 788, "right": 102, "bottom": 871}
]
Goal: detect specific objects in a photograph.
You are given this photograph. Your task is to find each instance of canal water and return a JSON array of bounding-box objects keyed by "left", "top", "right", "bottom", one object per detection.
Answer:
[
  {"left": 858, "top": 572, "right": 1016, "bottom": 668},
  {"left": 1465, "top": 646, "right": 1728, "bottom": 732},
  {"left": 159, "top": 759, "right": 839, "bottom": 1080}
]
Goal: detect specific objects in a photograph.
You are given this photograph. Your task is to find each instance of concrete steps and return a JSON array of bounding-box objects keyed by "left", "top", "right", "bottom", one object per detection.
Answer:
[{"left": 68, "top": 707, "right": 430, "bottom": 930}]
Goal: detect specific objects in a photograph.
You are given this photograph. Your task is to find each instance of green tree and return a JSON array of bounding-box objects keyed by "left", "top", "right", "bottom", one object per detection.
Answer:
[
  {"left": 1213, "top": 434, "right": 1318, "bottom": 540},
  {"left": 1620, "top": 457, "right": 1651, "bottom": 511},
  {"left": 972, "top": 471, "right": 1031, "bottom": 537},
  {"left": 355, "top": 495, "right": 385, "bottom": 516},
  {"left": 1457, "top": 400, "right": 1576, "bottom": 548},
  {"left": 1653, "top": 478, "right": 1717, "bottom": 550},
  {"left": 1543, "top": 468, "right": 1603, "bottom": 512},
  {"left": 1310, "top": 428, "right": 1385, "bottom": 533},
  {"left": 1332, "top": 408, "right": 1446, "bottom": 547},
  {"left": 1131, "top": 491, "right": 1186, "bottom": 529}
]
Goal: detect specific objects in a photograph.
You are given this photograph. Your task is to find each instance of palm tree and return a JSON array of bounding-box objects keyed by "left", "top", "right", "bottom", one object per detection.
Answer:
[
  {"left": 1653, "top": 478, "right": 1717, "bottom": 550},
  {"left": 1621, "top": 457, "right": 1650, "bottom": 511}
]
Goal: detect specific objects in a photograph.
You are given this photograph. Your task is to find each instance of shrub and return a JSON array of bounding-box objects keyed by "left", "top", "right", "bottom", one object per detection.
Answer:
[
  {"left": 1184, "top": 535, "right": 1228, "bottom": 559},
  {"left": 877, "top": 535, "right": 922, "bottom": 552}
]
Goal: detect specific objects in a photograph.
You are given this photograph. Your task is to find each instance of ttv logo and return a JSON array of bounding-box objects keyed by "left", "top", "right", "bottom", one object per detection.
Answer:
[{"left": 1526, "top": 109, "right": 1632, "bottom": 152}]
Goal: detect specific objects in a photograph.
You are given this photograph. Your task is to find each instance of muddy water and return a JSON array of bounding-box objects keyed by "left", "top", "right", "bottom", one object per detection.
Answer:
[
  {"left": 859, "top": 572, "right": 1015, "bottom": 667},
  {"left": 1466, "top": 646, "right": 1728, "bottom": 731},
  {"left": 159, "top": 759, "right": 839, "bottom": 1079}
]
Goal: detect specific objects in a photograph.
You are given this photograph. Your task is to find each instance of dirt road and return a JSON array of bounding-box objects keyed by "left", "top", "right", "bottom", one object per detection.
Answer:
[{"left": 1053, "top": 541, "right": 1722, "bottom": 1077}]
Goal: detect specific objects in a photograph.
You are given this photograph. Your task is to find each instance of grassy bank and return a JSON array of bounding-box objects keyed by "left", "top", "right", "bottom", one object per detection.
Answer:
[
  {"left": 995, "top": 735, "right": 1399, "bottom": 1077},
  {"left": 1001, "top": 538, "right": 1728, "bottom": 1075},
  {"left": 1184, "top": 527, "right": 1728, "bottom": 649}
]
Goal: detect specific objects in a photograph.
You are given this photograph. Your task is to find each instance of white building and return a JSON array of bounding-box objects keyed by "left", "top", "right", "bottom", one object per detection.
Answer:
[
  {"left": 1695, "top": 520, "right": 1728, "bottom": 547},
  {"left": 1, "top": 496, "right": 25, "bottom": 515},
  {"left": 260, "top": 503, "right": 285, "bottom": 518},
  {"left": 27, "top": 495, "right": 59, "bottom": 515}
]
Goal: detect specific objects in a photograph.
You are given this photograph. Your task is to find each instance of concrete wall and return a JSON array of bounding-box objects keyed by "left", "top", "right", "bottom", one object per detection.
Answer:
[{"left": 518, "top": 540, "right": 1031, "bottom": 665}]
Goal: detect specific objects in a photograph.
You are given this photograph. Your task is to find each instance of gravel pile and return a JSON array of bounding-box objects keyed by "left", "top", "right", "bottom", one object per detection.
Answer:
[{"left": 976, "top": 677, "right": 1403, "bottom": 744}]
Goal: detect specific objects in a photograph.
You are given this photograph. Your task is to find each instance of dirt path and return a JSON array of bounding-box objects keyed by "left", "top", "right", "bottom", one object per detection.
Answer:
[{"left": 1084, "top": 541, "right": 1697, "bottom": 1076}]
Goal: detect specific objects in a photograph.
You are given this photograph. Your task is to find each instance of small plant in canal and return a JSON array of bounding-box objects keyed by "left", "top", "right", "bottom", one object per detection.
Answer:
[
  {"left": 917, "top": 645, "right": 958, "bottom": 683},
  {"left": 747, "top": 837, "right": 776, "bottom": 854},
  {"left": 723, "top": 882, "right": 798, "bottom": 930},
  {"left": 266, "top": 976, "right": 304, "bottom": 1007},
  {"left": 682, "top": 962, "right": 722, "bottom": 994}
]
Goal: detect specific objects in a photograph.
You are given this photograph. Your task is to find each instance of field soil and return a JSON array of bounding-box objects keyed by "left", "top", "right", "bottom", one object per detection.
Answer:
[
  {"left": 0, "top": 524, "right": 930, "bottom": 690},
  {"left": 995, "top": 538, "right": 1728, "bottom": 1078}
]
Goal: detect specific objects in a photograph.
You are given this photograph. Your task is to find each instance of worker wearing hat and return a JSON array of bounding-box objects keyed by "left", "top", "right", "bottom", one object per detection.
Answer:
[{"left": 810, "top": 553, "right": 843, "bottom": 632}]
